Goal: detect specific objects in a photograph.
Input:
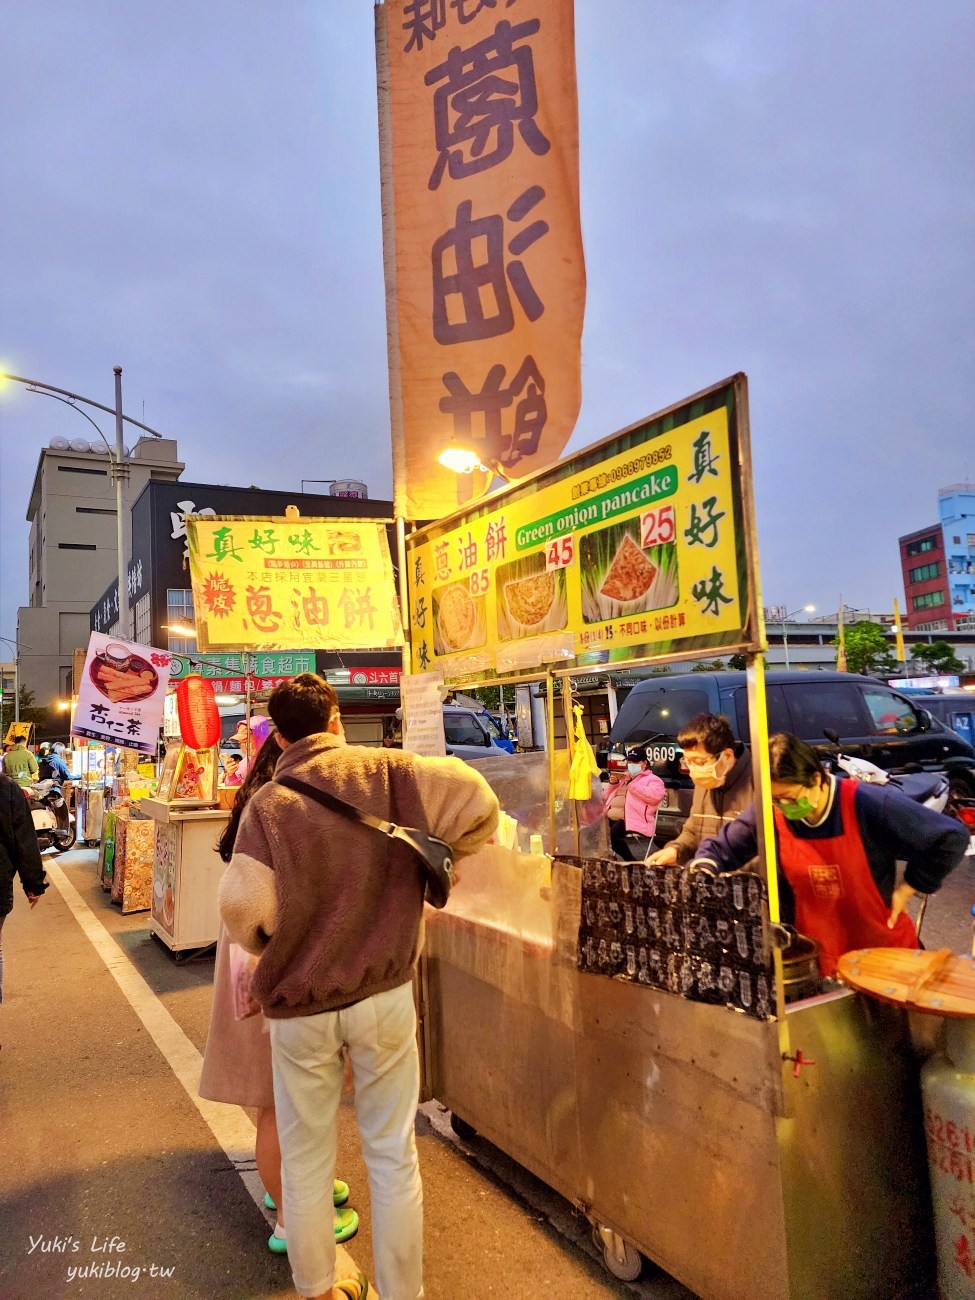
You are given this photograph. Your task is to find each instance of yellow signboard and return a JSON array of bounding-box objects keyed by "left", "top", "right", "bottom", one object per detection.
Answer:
[
  {"left": 3, "top": 721, "right": 34, "bottom": 746},
  {"left": 406, "top": 377, "right": 760, "bottom": 682},
  {"left": 185, "top": 517, "right": 404, "bottom": 653}
]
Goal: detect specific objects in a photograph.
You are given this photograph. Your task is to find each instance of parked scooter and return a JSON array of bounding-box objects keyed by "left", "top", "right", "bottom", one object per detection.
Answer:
[
  {"left": 23, "top": 779, "right": 76, "bottom": 853},
  {"left": 822, "top": 727, "right": 975, "bottom": 870}
]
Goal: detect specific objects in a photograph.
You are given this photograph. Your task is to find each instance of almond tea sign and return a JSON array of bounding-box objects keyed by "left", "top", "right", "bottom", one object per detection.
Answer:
[
  {"left": 72, "top": 633, "right": 173, "bottom": 755},
  {"left": 405, "top": 375, "right": 761, "bottom": 683},
  {"left": 184, "top": 517, "right": 404, "bottom": 653}
]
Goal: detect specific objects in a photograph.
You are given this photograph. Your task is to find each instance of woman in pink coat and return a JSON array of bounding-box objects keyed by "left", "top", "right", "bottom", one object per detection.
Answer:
[{"left": 598, "top": 747, "right": 666, "bottom": 859}]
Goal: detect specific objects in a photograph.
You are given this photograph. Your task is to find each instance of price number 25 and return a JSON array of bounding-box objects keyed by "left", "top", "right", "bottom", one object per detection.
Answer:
[{"left": 640, "top": 505, "right": 675, "bottom": 548}]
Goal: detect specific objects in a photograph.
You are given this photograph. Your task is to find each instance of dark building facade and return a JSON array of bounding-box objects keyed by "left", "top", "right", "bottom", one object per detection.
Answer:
[{"left": 89, "top": 481, "right": 403, "bottom": 714}]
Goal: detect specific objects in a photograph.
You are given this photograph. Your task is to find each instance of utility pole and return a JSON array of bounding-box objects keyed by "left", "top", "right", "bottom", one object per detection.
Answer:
[{"left": 113, "top": 367, "right": 128, "bottom": 637}]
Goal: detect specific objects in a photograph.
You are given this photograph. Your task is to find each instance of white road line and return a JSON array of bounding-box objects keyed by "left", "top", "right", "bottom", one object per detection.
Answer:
[{"left": 45, "top": 860, "right": 361, "bottom": 1283}]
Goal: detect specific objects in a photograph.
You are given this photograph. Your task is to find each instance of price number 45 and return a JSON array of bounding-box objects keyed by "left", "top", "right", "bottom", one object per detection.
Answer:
[
  {"left": 545, "top": 536, "right": 575, "bottom": 571},
  {"left": 640, "top": 505, "right": 675, "bottom": 548}
]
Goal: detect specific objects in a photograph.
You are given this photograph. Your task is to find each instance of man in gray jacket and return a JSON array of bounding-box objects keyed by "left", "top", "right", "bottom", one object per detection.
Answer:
[
  {"left": 646, "top": 713, "right": 753, "bottom": 866},
  {"left": 219, "top": 674, "right": 499, "bottom": 1300}
]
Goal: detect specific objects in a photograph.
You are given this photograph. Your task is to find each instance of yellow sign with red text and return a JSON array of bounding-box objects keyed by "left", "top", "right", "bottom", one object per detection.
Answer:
[{"left": 185, "top": 517, "right": 403, "bottom": 653}]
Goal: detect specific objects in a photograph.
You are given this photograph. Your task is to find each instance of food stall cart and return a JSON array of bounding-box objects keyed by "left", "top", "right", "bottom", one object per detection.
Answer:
[
  {"left": 403, "top": 377, "right": 936, "bottom": 1299},
  {"left": 143, "top": 798, "right": 229, "bottom": 958}
]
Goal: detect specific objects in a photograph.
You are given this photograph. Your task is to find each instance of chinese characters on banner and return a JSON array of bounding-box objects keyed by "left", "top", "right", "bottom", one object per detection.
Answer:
[
  {"left": 72, "top": 633, "right": 172, "bottom": 755},
  {"left": 383, "top": 0, "right": 585, "bottom": 518},
  {"left": 183, "top": 517, "right": 404, "bottom": 652},
  {"left": 406, "top": 376, "right": 760, "bottom": 683}
]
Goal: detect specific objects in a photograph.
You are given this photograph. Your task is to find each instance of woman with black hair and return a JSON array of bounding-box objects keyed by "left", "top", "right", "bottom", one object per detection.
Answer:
[
  {"left": 695, "top": 733, "right": 969, "bottom": 976},
  {"left": 200, "top": 733, "right": 357, "bottom": 1256}
]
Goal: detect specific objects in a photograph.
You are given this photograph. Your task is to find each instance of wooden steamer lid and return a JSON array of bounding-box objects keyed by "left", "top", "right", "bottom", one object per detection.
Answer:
[{"left": 837, "top": 948, "right": 975, "bottom": 1018}]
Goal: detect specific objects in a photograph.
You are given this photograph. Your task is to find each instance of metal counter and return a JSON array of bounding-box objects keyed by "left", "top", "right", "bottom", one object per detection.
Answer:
[{"left": 419, "top": 849, "right": 934, "bottom": 1300}]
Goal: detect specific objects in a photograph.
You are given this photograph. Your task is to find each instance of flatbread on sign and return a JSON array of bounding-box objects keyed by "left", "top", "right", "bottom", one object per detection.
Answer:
[
  {"left": 438, "top": 585, "right": 476, "bottom": 650},
  {"left": 599, "top": 535, "right": 657, "bottom": 603},
  {"left": 504, "top": 571, "right": 556, "bottom": 627}
]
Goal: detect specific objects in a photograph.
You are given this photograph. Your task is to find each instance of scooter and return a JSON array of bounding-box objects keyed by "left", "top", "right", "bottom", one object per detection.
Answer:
[{"left": 23, "top": 779, "right": 76, "bottom": 853}]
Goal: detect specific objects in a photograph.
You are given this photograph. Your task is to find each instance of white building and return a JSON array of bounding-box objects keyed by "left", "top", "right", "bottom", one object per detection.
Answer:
[{"left": 17, "top": 436, "right": 183, "bottom": 707}]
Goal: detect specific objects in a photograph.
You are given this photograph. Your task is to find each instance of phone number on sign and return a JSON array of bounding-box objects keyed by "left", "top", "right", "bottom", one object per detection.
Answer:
[{"left": 571, "top": 445, "right": 673, "bottom": 501}]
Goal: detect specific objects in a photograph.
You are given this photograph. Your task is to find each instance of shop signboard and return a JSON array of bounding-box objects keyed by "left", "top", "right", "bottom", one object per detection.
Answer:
[
  {"left": 3, "top": 721, "right": 34, "bottom": 746},
  {"left": 184, "top": 517, "right": 404, "bottom": 653},
  {"left": 406, "top": 376, "right": 761, "bottom": 683},
  {"left": 381, "top": 0, "right": 585, "bottom": 518},
  {"left": 167, "top": 651, "right": 317, "bottom": 682},
  {"left": 72, "top": 633, "right": 172, "bottom": 755}
]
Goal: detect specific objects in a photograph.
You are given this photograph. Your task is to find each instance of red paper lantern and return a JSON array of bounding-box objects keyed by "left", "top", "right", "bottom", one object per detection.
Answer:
[{"left": 176, "top": 675, "right": 221, "bottom": 750}]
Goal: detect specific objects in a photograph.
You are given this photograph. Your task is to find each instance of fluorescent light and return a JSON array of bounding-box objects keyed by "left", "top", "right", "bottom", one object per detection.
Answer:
[
  {"left": 163, "top": 623, "right": 197, "bottom": 638},
  {"left": 214, "top": 695, "right": 241, "bottom": 706}
]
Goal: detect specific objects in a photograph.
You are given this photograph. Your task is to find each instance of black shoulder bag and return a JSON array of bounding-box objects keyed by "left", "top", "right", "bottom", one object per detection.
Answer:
[{"left": 275, "top": 774, "right": 455, "bottom": 909}]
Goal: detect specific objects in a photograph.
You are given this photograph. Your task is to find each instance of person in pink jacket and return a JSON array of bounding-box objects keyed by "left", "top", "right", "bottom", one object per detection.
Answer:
[{"left": 597, "top": 747, "right": 666, "bottom": 859}]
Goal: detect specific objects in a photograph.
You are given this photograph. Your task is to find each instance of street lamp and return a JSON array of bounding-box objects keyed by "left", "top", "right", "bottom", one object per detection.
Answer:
[
  {"left": 0, "top": 368, "right": 168, "bottom": 639},
  {"left": 437, "top": 441, "right": 518, "bottom": 484},
  {"left": 780, "top": 605, "right": 816, "bottom": 671}
]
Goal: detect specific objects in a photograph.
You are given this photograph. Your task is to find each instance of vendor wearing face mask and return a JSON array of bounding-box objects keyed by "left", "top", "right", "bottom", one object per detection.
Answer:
[
  {"left": 646, "top": 713, "right": 753, "bottom": 867},
  {"left": 693, "top": 733, "right": 969, "bottom": 976}
]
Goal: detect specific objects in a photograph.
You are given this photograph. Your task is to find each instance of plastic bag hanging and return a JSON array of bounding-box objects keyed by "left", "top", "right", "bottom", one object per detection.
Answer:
[{"left": 569, "top": 702, "right": 600, "bottom": 800}]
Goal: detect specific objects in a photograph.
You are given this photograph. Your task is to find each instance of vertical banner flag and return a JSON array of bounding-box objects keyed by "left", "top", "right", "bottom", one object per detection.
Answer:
[
  {"left": 836, "top": 598, "right": 848, "bottom": 671},
  {"left": 893, "top": 597, "right": 906, "bottom": 662},
  {"left": 383, "top": 0, "right": 585, "bottom": 518}
]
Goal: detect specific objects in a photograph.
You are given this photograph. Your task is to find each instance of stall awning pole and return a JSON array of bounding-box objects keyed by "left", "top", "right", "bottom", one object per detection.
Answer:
[
  {"left": 376, "top": 4, "right": 412, "bottom": 674},
  {"left": 546, "top": 674, "right": 557, "bottom": 854}
]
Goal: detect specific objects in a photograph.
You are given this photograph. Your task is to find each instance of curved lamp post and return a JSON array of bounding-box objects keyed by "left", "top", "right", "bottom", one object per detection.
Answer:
[{"left": 0, "top": 368, "right": 166, "bottom": 641}]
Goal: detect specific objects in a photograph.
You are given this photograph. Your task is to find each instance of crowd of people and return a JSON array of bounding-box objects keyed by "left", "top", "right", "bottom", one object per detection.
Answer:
[{"left": 2, "top": 688, "right": 970, "bottom": 1297}]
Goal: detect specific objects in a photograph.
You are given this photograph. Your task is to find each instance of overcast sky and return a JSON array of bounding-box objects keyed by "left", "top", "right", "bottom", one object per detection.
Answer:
[{"left": 2, "top": 1, "right": 973, "bottom": 647}]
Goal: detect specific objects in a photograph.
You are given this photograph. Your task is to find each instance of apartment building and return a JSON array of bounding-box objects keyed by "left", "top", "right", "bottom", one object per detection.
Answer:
[{"left": 17, "top": 436, "right": 184, "bottom": 705}]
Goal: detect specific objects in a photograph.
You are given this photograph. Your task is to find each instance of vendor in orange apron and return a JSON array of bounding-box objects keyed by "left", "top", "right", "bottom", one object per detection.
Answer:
[
  {"left": 695, "top": 734, "right": 970, "bottom": 977},
  {"left": 773, "top": 776, "right": 917, "bottom": 976}
]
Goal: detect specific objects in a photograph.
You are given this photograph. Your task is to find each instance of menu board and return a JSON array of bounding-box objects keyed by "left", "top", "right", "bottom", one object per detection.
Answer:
[
  {"left": 575, "top": 858, "right": 773, "bottom": 1021},
  {"left": 405, "top": 376, "right": 759, "bottom": 684}
]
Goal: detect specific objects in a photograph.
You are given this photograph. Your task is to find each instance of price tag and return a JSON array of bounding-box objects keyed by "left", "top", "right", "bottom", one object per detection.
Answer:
[
  {"left": 469, "top": 568, "right": 490, "bottom": 596},
  {"left": 640, "top": 505, "right": 676, "bottom": 548},
  {"left": 545, "top": 536, "right": 575, "bottom": 571}
]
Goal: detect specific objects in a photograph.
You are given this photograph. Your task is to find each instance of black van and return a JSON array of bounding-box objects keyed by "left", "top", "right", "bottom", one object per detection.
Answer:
[{"left": 605, "top": 670, "right": 975, "bottom": 845}]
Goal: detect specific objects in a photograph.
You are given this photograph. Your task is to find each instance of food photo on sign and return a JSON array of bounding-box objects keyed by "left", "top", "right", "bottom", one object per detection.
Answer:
[{"left": 72, "top": 633, "right": 172, "bottom": 755}]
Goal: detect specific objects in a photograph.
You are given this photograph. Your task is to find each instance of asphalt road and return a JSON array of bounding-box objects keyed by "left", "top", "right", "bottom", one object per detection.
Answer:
[
  {"left": 2, "top": 844, "right": 972, "bottom": 1300},
  {"left": 0, "top": 848, "right": 691, "bottom": 1300}
]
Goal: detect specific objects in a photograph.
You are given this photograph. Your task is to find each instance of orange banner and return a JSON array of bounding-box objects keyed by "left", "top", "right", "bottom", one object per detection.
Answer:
[{"left": 383, "top": 0, "right": 585, "bottom": 519}]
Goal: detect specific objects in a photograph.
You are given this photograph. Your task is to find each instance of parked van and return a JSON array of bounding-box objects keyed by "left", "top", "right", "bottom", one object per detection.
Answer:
[
  {"left": 605, "top": 670, "right": 975, "bottom": 845},
  {"left": 899, "top": 690, "right": 975, "bottom": 749},
  {"left": 441, "top": 705, "right": 508, "bottom": 761}
]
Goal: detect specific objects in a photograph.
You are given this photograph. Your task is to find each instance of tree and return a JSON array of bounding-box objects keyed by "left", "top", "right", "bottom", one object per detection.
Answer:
[
  {"left": 833, "top": 621, "right": 898, "bottom": 677},
  {"left": 727, "top": 654, "right": 747, "bottom": 670},
  {"left": 690, "top": 658, "right": 729, "bottom": 673},
  {"left": 911, "top": 640, "right": 965, "bottom": 675}
]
